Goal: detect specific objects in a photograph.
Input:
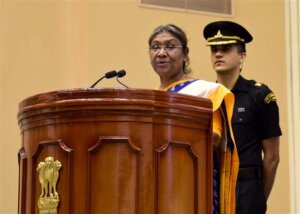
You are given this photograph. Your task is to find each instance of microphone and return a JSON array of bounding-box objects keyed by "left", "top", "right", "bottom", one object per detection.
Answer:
[
  {"left": 90, "top": 70, "right": 117, "bottom": 88},
  {"left": 116, "top": 70, "right": 129, "bottom": 88},
  {"left": 117, "top": 70, "right": 126, "bottom": 78}
]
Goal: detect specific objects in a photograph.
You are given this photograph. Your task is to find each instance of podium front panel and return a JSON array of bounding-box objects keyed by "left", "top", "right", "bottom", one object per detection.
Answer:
[{"left": 17, "top": 88, "right": 213, "bottom": 214}]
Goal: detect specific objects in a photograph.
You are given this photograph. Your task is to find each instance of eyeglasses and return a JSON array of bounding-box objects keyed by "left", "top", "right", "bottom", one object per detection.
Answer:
[{"left": 149, "top": 44, "right": 183, "bottom": 54}]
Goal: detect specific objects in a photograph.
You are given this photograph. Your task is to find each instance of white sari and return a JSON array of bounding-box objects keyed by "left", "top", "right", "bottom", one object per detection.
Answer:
[{"left": 164, "top": 79, "right": 239, "bottom": 214}]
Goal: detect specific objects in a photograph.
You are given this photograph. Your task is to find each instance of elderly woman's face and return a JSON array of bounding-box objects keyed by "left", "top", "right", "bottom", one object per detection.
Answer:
[{"left": 149, "top": 32, "right": 187, "bottom": 78}]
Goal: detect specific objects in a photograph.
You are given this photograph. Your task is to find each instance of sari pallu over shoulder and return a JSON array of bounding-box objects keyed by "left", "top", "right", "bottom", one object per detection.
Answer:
[{"left": 163, "top": 79, "right": 239, "bottom": 214}]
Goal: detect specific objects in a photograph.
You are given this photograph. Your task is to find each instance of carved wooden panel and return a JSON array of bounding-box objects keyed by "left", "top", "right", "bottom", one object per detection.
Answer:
[
  {"left": 88, "top": 137, "right": 140, "bottom": 213},
  {"left": 156, "top": 142, "right": 198, "bottom": 213},
  {"left": 17, "top": 88, "right": 212, "bottom": 214},
  {"left": 32, "top": 140, "right": 72, "bottom": 214}
]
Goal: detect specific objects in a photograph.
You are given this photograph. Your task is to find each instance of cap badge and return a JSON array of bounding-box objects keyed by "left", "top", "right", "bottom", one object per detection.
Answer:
[{"left": 215, "top": 30, "right": 223, "bottom": 38}]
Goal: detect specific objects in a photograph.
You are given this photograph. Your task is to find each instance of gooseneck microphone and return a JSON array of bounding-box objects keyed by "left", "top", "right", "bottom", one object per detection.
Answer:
[
  {"left": 116, "top": 70, "right": 129, "bottom": 88},
  {"left": 117, "top": 70, "right": 126, "bottom": 78},
  {"left": 90, "top": 70, "right": 118, "bottom": 88}
]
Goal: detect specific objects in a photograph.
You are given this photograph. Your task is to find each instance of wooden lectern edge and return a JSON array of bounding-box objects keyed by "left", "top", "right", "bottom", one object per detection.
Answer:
[
  {"left": 17, "top": 88, "right": 213, "bottom": 130},
  {"left": 18, "top": 87, "right": 212, "bottom": 108}
]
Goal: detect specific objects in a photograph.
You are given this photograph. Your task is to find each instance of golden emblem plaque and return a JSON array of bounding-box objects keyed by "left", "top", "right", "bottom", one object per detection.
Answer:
[{"left": 36, "top": 156, "right": 62, "bottom": 214}]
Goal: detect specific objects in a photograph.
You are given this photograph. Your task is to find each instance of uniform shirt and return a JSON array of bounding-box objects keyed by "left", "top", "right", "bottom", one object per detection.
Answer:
[{"left": 228, "top": 75, "right": 282, "bottom": 168}]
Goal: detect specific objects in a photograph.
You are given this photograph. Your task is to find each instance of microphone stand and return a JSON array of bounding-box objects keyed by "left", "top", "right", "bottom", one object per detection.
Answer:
[{"left": 116, "top": 77, "right": 129, "bottom": 88}]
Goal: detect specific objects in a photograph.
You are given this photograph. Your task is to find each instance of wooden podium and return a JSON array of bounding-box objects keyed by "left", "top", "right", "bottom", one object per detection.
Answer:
[{"left": 17, "top": 88, "right": 213, "bottom": 214}]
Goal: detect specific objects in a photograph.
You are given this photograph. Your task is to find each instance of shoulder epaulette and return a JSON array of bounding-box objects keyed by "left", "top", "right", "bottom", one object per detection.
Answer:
[
  {"left": 248, "top": 80, "right": 263, "bottom": 88},
  {"left": 264, "top": 92, "right": 276, "bottom": 103},
  {"left": 250, "top": 80, "right": 266, "bottom": 90},
  {"left": 249, "top": 80, "right": 277, "bottom": 103}
]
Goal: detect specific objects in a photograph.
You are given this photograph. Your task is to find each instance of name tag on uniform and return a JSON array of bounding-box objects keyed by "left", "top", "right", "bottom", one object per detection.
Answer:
[{"left": 238, "top": 107, "right": 245, "bottom": 112}]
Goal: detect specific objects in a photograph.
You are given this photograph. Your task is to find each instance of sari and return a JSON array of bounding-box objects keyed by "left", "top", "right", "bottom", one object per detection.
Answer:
[{"left": 163, "top": 79, "right": 239, "bottom": 214}]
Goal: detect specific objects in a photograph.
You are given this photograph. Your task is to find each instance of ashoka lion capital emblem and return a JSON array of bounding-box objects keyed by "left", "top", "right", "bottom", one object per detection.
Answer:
[{"left": 37, "top": 156, "right": 62, "bottom": 214}]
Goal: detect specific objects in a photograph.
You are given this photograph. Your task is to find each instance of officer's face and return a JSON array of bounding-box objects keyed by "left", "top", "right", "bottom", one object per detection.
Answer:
[{"left": 210, "top": 44, "right": 245, "bottom": 75}]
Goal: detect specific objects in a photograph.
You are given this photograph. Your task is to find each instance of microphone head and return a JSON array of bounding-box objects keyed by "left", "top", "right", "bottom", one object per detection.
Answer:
[
  {"left": 105, "top": 70, "right": 117, "bottom": 79},
  {"left": 117, "top": 70, "right": 126, "bottom": 78}
]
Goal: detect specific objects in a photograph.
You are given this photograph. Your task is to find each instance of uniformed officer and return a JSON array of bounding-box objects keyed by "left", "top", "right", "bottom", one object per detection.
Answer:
[{"left": 203, "top": 21, "right": 282, "bottom": 214}]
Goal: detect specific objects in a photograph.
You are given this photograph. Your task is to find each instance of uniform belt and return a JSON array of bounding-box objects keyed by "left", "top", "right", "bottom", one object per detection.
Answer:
[{"left": 238, "top": 167, "right": 262, "bottom": 180}]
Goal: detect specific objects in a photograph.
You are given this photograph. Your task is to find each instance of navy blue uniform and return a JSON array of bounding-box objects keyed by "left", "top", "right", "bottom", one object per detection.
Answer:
[{"left": 228, "top": 75, "right": 282, "bottom": 214}]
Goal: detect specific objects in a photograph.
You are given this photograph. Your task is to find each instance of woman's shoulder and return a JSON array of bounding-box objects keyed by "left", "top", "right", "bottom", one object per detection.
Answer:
[
  {"left": 176, "top": 79, "right": 223, "bottom": 97},
  {"left": 191, "top": 79, "right": 226, "bottom": 91}
]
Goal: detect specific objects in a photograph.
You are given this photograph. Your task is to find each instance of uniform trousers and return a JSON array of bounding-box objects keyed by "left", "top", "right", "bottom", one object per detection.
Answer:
[{"left": 236, "top": 178, "right": 267, "bottom": 214}]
